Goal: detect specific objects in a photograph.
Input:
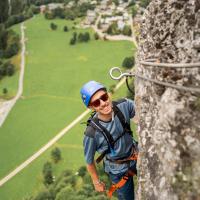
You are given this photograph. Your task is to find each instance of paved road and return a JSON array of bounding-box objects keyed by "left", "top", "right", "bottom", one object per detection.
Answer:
[{"left": 0, "top": 109, "right": 90, "bottom": 187}]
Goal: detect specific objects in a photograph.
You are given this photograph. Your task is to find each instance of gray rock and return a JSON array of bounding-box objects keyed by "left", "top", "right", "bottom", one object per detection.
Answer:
[{"left": 135, "top": 0, "right": 200, "bottom": 199}]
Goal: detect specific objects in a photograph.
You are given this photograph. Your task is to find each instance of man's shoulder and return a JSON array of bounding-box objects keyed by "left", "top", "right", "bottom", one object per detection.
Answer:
[
  {"left": 84, "top": 124, "right": 96, "bottom": 138},
  {"left": 113, "top": 98, "right": 127, "bottom": 105}
]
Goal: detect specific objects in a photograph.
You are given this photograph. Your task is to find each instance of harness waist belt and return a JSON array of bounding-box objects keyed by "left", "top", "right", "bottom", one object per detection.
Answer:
[{"left": 106, "top": 147, "right": 138, "bottom": 164}]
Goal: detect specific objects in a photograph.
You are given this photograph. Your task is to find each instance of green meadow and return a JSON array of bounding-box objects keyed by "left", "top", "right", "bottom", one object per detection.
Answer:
[{"left": 0, "top": 15, "right": 136, "bottom": 199}]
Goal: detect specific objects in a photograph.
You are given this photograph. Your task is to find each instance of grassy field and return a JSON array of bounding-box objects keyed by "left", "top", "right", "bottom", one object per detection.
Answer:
[{"left": 0, "top": 15, "right": 136, "bottom": 199}]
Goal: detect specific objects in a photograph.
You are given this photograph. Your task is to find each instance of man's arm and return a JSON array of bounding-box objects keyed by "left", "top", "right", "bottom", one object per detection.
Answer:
[{"left": 87, "top": 162, "right": 105, "bottom": 192}]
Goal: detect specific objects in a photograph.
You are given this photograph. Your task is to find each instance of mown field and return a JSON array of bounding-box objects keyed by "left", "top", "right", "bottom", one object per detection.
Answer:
[{"left": 0, "top": 14, "right": 136, "bottom": 200}]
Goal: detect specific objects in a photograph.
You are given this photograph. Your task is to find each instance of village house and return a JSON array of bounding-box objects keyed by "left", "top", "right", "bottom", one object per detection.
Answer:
[
  {"left": 123, "top": 12, "right": 129, "bottom": 20},
  {"left": 117, "top": 20, "right": 125, "bottom": 30},
  {"left": 66, "top": 1, "right": 74, "bottom": 8},
  {"left": 84, "top": 10, "right": 96, "bottom": 25},
  {"left": 47, "top": 3, "right": 64, "bottom": 10}
]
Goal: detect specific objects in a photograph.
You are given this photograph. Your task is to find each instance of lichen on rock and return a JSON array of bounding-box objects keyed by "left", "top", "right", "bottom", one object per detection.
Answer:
[{"left": 135, "top": 0, "right": 200, "bottom": 199}]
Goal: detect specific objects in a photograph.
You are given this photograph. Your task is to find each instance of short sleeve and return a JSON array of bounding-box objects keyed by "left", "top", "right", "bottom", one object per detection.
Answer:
[
  {"left": 126, "top": 98, "right": 135, "bottom": 119},
  {"left": 83, "top": 136, "right": 97, "bottom": 164}
]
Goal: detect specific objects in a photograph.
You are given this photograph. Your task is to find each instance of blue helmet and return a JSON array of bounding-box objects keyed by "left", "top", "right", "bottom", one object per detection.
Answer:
[{"left": 80, "top": 81, "right": 106, "bottom": 107}]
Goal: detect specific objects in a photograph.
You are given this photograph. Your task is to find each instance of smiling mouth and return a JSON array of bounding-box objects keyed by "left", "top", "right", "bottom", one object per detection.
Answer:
[{"left": 102, "top": 104, "right": 111, "bottom": 112}]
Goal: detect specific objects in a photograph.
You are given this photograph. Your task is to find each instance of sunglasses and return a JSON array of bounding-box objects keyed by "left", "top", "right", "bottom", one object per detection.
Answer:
[{"left": 90, "top": 93, "right": 109, "bottom": 107}]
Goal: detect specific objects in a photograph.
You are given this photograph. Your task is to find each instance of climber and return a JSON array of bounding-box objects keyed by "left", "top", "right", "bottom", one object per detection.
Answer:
[{"left": 80, "top": 80, "right": 138, "bottom": 200}]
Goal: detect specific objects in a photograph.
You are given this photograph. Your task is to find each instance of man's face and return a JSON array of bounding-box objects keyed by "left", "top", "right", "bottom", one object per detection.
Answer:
[{"left": 89, "top": 90, "right": 112, "bottom": 115}]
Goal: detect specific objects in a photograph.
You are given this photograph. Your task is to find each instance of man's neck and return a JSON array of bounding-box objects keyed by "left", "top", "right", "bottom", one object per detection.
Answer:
[{"left": 98, "top": 112, "right": 112, "bottom": 122}]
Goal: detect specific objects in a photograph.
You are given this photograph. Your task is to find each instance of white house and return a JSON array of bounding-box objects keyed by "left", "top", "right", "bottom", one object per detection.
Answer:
[
  {"left": 48, "top": 3, "right": 63, "bottom": 10},
  {"left": 117, "top": 20, "right": 125, "bottom": 30},
  {"left": 123, "top": 12, "right": 129, "bottom": 20},
  {"left": 117, "top": 6, "right": 124, "bottom": 12},
  {"left": 84, "top": 10, "right": 96, "bottom": 25}
]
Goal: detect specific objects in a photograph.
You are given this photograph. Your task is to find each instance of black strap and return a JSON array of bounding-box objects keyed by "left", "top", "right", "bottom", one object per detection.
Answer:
[
  {"left": 90, "top": 118, "right": 115, "bottom": 150},
  {"left": 112, "top": 102, "right": 133, "bottom": 137}
]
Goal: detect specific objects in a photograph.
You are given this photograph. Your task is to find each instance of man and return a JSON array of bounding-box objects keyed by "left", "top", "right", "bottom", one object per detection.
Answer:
[{"left": 80, "top": 80, "right": 137, "bottom": 200}]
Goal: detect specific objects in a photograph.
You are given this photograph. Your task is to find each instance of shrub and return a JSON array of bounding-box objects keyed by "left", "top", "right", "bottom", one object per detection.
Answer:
[
  {"left": 122, "top": 25, "right": 132, "bottom": 36},
  {"left": 63, "top": 26, "right": 68, "bottom": 32},
  {"left": 42, "top": 162, "right": 54, "bottom": 185},
  {"left": 78, "top": 33, "right": 84, "bottom": 42},
  {"left": 3, "top": 88, "right": 8, "bottom": 95},
  {"left": 122, "top": 57, "right": 135, "bottom": 69},
  {"left": 50, "top": 23, "right": 57, "bottom": 30},
  {"left": 132, "top": 6, "right": 138, "bottom": 18},
  {"left": 83, "top": 32, "right": 90, "bottom": 42},
  {"left": 107, "top": 22, "right": 120, "bottom": 35},
  {"left": 70, "top": 38, "right": 76, "bottom": 45},
  {"left": 51, "top": 147, "right": 61, "bottom": 163}
]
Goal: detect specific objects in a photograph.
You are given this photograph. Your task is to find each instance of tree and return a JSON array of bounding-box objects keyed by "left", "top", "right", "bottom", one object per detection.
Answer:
[
  {"left": 63, "top": 26, "right": 68, "bottom": 32},
  {"left": 50, "top": 23, "right": 57, "bottom": 30},
  {"left": 107, "top": 22, "right": 120, "bottom": 35},
  {"left": 51, "top": 147, "right": 61, "bottom": 163},
  {"left": 73, "top": 32, "right": 77, "bottom": 40},
  {"left": 122, "top": 56, "right": 135, "bottom": 69},
  {"left": 42, "top": 162, "right": 54, "bottom": 185},
  {"left": 70, "top": 38, "right": 76, "bottom": 45},
  {"left": 78, "top": 33, "right": 84, "bottom": 42},
  {"left": 4, "top": 43, "right": 19, "bottom": 58},
  {"left": 132, "top": 6, "right": 137, "bottom": 18},
  {"left": 83, "top": 32, "right": 90, "bottom": 42},
  {"left": 122, "top": 25, "right": 132, "bottom": 36},
  {"left": 3, "top": 88, "right": 8, "bottom": 95},
  {"left": 6, "top": 63, "right": 15, "bottom": 76},
  {"left": 0, "top": 0, "right": 9, "bottom": 23},
  {"left": 10, "top": 0, "right": 26, "bottom": 15}
]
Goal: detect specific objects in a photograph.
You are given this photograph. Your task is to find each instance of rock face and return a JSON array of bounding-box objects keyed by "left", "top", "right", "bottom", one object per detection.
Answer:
[{"left": 135, "top": 0, "right": 200, "bottom": 199}]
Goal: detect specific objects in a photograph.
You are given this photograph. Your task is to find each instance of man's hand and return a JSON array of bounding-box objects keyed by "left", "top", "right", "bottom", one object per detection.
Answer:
[{"left": 93, "top": 180, "right": 106, "bottom": 192}]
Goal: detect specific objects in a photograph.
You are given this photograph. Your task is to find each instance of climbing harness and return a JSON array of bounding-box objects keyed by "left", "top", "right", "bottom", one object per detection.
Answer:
[
  {"left": 106, "top": 146, "right": 138, "bottom": 198},
  {"left": 84, "top": 99, "right": 138, "bottom": 198},
  {"left": 109, "top": 62, "right": 200, "bottom": 94},
  {"left": 85, "top": 99, "right": 135, "bottom": 164},
  {"left": 107, "top": 169, "right": 136, "bottom": 198}
]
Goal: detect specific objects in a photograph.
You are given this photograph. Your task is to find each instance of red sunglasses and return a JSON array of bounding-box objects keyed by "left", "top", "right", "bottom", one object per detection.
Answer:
[{"left": 90, "top": 93, "right": 109, "bottom": 107}]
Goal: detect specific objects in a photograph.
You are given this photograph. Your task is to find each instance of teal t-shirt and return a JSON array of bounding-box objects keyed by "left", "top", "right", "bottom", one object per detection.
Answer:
[{"left": 83, "top": 98, "right": 136, "bottom": 174}]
